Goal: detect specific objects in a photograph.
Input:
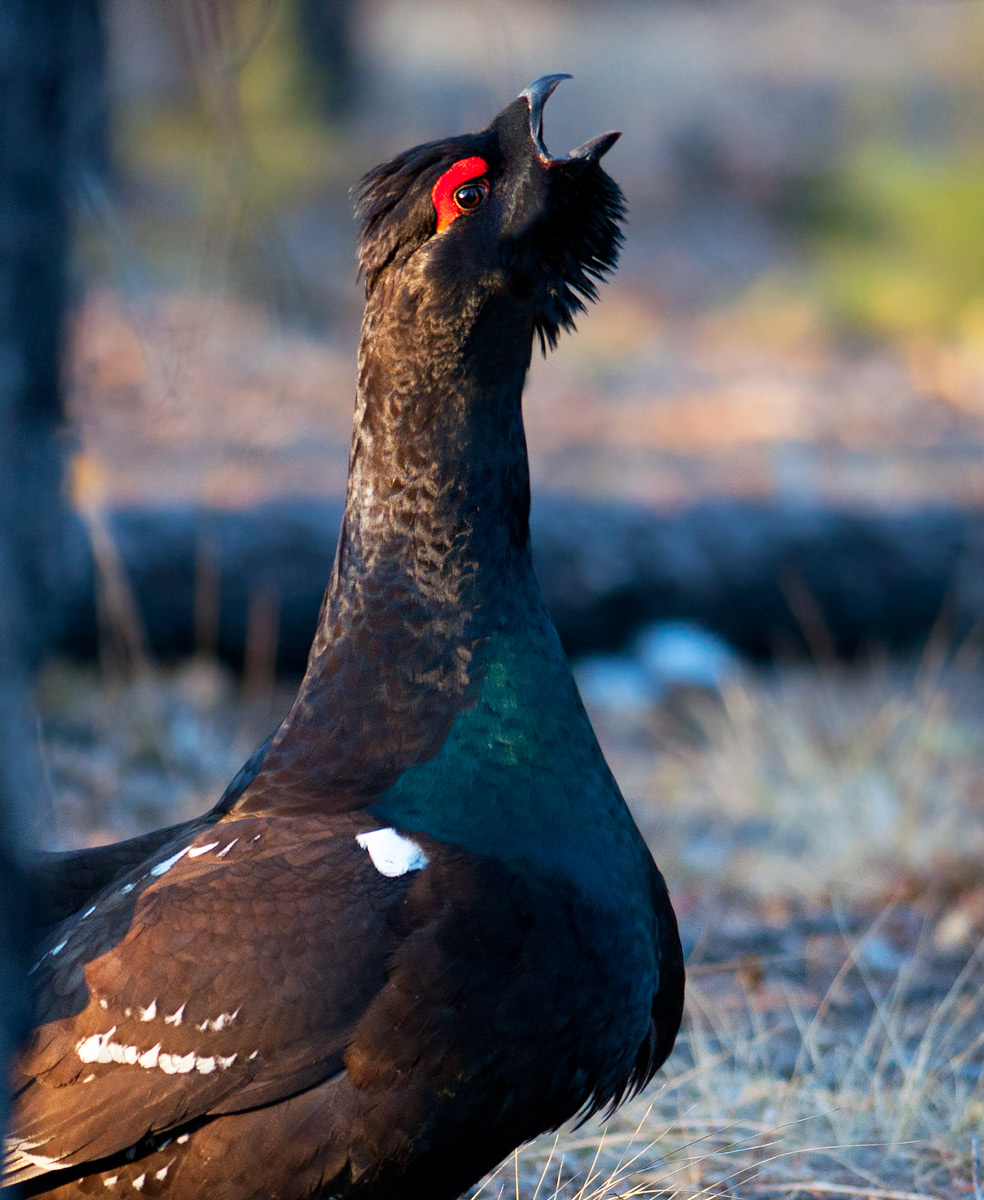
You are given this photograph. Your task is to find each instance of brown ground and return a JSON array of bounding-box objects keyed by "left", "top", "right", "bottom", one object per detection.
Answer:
[{"left": 69, "top": 285, "right": 984, "bottom": 516}]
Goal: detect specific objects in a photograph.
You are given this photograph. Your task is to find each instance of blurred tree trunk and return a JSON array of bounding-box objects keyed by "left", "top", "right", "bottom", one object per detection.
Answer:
[
  {"left": 297, "top": 0, "right": 358, "bottom": 116},
  {"left": 0, "top": 0, "right": 105, "bottom": 1139}
]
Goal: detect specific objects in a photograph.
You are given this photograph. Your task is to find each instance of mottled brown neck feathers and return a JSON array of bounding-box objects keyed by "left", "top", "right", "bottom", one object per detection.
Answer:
[
  {"left": 330, "top": 283, "right": 537, "bottom": 633},
  {"left": 252, "top": 280, "right": 543, "bottom": 810}
]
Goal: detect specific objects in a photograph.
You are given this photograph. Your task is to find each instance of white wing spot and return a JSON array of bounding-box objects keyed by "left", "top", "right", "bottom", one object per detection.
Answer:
[
  {"left": 120, "top": 884, "right": 135, "bottom": 895},
  {"left": 176, "top": 1135, "right": 190, "bottom": 1145},
  {"left": 99, "top": 998, "right": 110, "bottom": 1010},
  {"left": 77, "top": 1028, "right": 119, "bottom": 1063},
  {"left": 150, "top": 847, "right": 190, "bottom": 877},
  {"left": 28, "top": 935, "right": 69, "bottom": 975},
  {"left": 137, "top": 1044, "right": 161, "bottom": 1069},
  {"left": 187, "top": 841, "right": 219, "bottom": 859},
  {"left": 159, "top": 1051, "right": 196, "bottom": 1075},
  {"left": 356, "top": 828, "right": 429, "bottom": 878},
  {"left": 103, "top": 1175, "right": 118, "bottom": 1187},
  {"left": 75, "top": 1035, "right": 230, "bottom": 1079},
  {"left": 138, "top": 1000, "right": 157, "bottom": 1022},
  {"left": 132, "top": 1172, "right": 146, "bottom": 1190},
  {"left": 197, "top": 1007, "right": 240, "bottom": 1032},
  {"left": 82, "top": 905, "right": 97, "bottom": 919},
  {"left": 215, "top": 838, "right": 238, "bottom": 858},
  {"left": 247, "top": 1050, "right": 259, "bottom": 1061},
  {"left": 155, "top": 1166, "right": 170, "bottom": 1181},
  {"left": 163, "top": 1003, "right": 186, "bottom": 1026}
]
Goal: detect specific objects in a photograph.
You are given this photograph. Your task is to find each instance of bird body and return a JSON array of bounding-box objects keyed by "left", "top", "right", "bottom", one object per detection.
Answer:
[{"left": 7, "top": 77, "right": 684, "bottom": 1199}]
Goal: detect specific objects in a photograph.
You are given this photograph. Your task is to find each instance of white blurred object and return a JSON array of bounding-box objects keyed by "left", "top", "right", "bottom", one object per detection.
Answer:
[
  {"left": 574, "top": 621, "right": 741, "bottom": 723},
  {"left": 573, "top": 655, "right": 656, "bottom": 723},
  {"left": 635, "top": 621, "right": 741, "bottom": 695}
]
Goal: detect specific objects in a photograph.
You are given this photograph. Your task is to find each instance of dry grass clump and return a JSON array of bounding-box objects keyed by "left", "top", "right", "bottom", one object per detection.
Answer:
[{"left": 608, "top": 656, "right": 984, "bottom": 904}]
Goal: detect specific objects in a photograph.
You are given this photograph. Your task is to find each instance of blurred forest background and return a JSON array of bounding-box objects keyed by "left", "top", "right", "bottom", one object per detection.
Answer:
[{"left": 6, "top": 0, "right": 984, "bottom": 1197}]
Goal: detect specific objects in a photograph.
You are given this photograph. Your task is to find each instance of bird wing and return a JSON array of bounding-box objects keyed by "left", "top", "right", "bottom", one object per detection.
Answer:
[
  {"left": 6, "top": 812, "right": 414, "bottom": 1186},
  {"left": 29, "top": 739, "right": 272, "bottom": 935}
]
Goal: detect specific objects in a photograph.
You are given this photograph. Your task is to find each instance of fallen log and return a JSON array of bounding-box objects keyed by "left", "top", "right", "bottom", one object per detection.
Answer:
[{"left": 56, "top": 497, "right": 984, "bottom": 672}]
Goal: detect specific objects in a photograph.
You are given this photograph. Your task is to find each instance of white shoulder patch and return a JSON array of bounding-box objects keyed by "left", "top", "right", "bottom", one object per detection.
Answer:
[{"left": 356, "top": 828, "right": 429, "bottom": 878}]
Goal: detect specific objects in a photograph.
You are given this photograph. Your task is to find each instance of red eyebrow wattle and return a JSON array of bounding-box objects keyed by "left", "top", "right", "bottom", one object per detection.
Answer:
[{"left": 431, "top": 156, "right": 489, "bottom": 233}]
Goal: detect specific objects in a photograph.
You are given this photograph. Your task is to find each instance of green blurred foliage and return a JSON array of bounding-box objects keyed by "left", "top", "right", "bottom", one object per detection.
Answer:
[
  {"left": 116, "top": 2, "right": 342, "bottom": 214},
  {"left": 793, "top": 143, "right": 984, "bottom": 344},
  {"left": 95, "top": 0, "right": 354, "bottom": 312}
]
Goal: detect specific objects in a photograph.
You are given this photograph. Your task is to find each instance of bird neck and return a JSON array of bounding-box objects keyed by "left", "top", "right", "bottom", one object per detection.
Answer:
[
  {"left": 329, "top": 283, "right": 538, "bottom": 632},
  {"left": 260, "top": 283, "right": 557, "bottom": 807}
]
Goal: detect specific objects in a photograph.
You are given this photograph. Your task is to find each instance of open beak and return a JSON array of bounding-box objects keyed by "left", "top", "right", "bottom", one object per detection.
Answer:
[{"left": 520, "top": 74, "right": 621, "bottom": 165}]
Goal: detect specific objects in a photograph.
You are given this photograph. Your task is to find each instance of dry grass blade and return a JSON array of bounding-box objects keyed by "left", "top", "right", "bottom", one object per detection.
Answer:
[{"left": 748, "top": 1185, "right": 944, "bottom": 1199}]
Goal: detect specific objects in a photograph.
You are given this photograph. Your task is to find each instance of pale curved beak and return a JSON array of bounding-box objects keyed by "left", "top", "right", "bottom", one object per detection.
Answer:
[{"left": 519, "top": 74, "right": 620, "bottom": 164}]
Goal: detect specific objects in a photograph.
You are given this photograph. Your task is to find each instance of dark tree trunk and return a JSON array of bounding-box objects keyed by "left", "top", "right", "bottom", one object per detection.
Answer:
[
  {"left": 0, "top": 0, "right": 105, "bottom": 1138},
  {"left": 297, "top": 0, "right": 358, "bottom": 115}
]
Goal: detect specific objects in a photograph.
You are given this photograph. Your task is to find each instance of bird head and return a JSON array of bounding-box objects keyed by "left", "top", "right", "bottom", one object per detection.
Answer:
[{"left": 356, "top": 75, "right": 625, "bottom": 352}]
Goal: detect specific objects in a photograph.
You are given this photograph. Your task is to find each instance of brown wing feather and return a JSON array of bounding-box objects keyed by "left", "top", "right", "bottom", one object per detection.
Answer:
[{"left": 8, "top": 813, "right": 409, "bottom": 1186}]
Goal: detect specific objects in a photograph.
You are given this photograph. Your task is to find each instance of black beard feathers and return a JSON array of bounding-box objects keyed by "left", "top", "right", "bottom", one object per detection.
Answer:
[{"left": 523, "top": 158, "right": 625, "bottom": 352}]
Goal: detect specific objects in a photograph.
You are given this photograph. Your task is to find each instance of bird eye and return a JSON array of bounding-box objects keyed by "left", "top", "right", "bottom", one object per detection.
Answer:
[
  {"left": 432, "top": 157, "right": 490, "bottom": 232},
  {"left": 453, "top": 180, "right": 488, "bottom": 214}
]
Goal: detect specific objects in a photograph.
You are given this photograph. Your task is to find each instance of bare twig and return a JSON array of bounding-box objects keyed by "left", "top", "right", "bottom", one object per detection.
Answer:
[{"left": 81, "top": 504, "right": 152, "bottom": 676}]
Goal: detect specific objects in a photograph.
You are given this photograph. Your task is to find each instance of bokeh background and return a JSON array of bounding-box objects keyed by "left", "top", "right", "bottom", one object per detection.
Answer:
[
  {"left": 73, "top": 0, "right": 984, "bottom": 508},
  {"left": 11, "top": 1, "right": 984, "bottom": 1196}
]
